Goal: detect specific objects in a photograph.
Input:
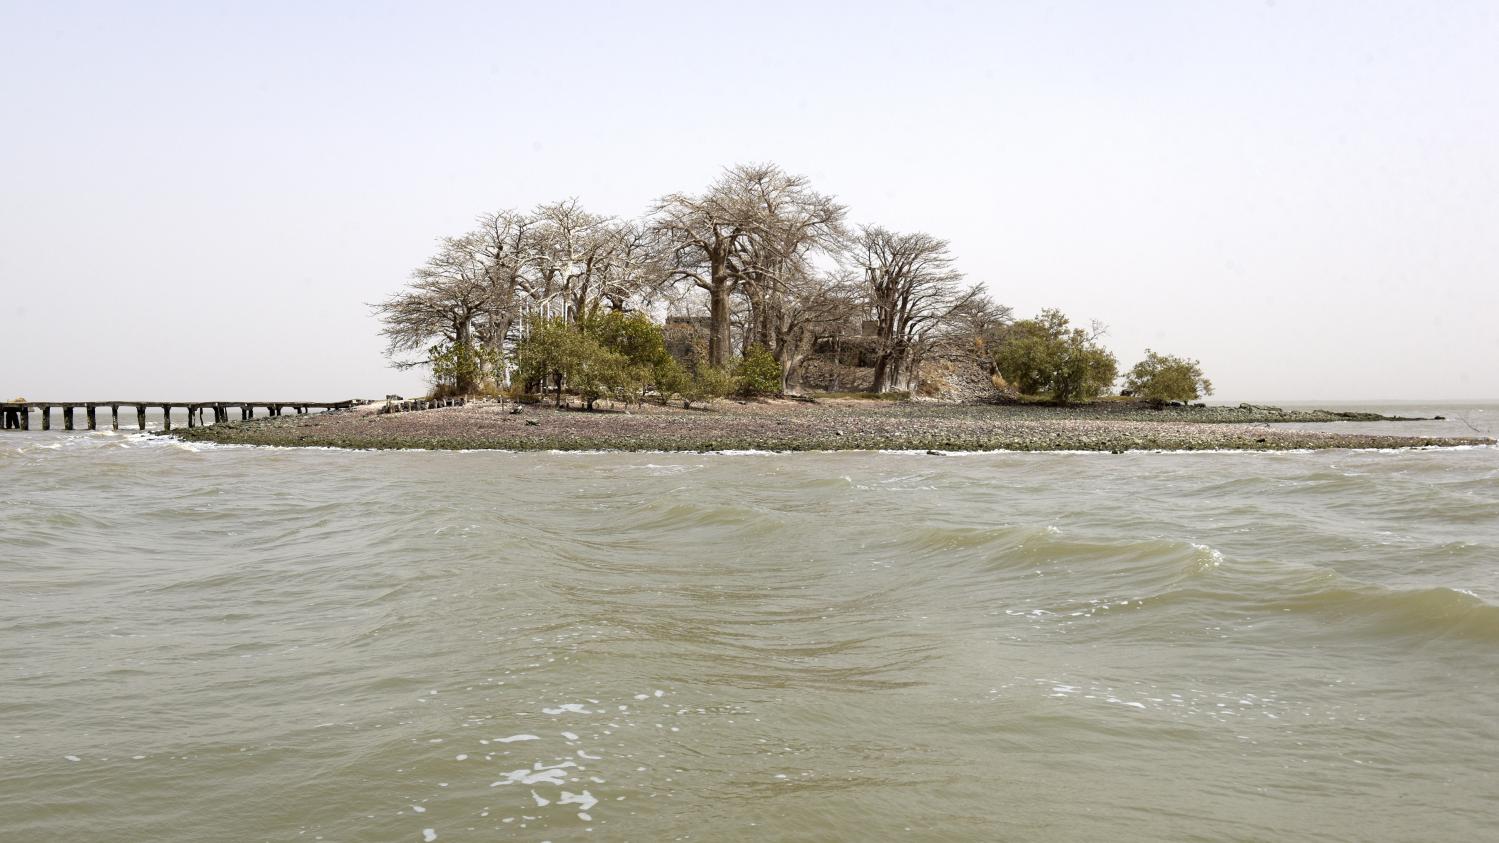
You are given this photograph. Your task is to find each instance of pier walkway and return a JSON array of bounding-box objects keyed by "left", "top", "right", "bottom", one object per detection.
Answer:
[{"left": 0, "top": 400, "right": 367, "bottom": 431}]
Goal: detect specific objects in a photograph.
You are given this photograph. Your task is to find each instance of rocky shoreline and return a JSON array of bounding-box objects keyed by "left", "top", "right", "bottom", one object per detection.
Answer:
[{"left": 165, "top": 399, "right": 1492, "bottom": 452}]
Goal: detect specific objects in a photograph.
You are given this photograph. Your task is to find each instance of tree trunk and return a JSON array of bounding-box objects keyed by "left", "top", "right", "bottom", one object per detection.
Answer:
[
  {"left": 742, "top": 281, "right": 764, "bottom": 357},
  {"left": 757, "top": 295, "right": 777, "bottom": 351},
  {"left": 454, "top": 320, "right": 475, "bottom": 395},
  {"left": 898, "top": 352, "right": 918, "bottom": 394},
  {"left": 871, "top": 343, "right": 908, "bottom": 393},
  {"left": 708, "top": 277, "right": 732, "bottom": 369},
  {"left": 485, "top": 314, "right": 513, "bottom": 386},
  {"left": 870, "top": 303, "right": 902, "bottom": 392},
  {"left": 782, "top": 352, "right": 808, "bottom": 395},
  {"left": 870, "top": 354, "right": 893, "bottom": 393},
  {"left": 742, "top": 278, "right": 776, "bottom": 352}
]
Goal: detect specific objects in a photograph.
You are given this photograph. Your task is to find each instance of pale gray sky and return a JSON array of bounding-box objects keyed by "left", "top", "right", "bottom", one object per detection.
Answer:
[{"left": 2, "top": 1, "right": 1495, "bottom": 402}]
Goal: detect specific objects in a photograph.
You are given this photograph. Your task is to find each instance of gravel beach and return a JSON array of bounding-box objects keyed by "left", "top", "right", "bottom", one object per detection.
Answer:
[{"left": 167, "top": 399, "right": 1494, "bottom": 452}]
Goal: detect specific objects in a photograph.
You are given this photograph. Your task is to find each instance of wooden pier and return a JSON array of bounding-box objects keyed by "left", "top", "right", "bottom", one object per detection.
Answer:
[{"left": 0, "top": 400, "right": 366, "bottom": 432}]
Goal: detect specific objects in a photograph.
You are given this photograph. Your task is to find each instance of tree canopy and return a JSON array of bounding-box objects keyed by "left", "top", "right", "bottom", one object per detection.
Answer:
[
  {"left": 993, "top": 309, "right": 1119, "bottom": 403},
  {"left": 1124, "top": 351, "right": 1213, "bottom": 403}
]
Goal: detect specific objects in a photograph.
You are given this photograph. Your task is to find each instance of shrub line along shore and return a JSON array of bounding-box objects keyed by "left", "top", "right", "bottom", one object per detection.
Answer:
[{"left": 164, "top": 399, "right": 1492, "bottom": 453}]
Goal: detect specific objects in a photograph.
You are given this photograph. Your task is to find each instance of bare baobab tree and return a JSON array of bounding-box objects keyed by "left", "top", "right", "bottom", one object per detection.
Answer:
[
  {"left": 652, "top": 163, "right": 846, "bottom": 369},
  {"left": 520, "top": 199, "right": 607, "bottom": 324},
  {"left": 650, "top": 171, "right": 756, "bottom": 367},
  {"left": 733, "top": 165, "right": 846, "bottom": 349},
  {"left": 374, "top": 231, "right": 495, "bottom": 392},
  {"left": 596, "top": 221, "right": 673, "bottom": 313},
  {"left": 765, "top": 267, "right": 860, "bottom": 394},
  {"left": 847, "top": 226, "right": 980, "bottom": 393},
  {"left": 944, "top": 291, "right": 1015, "bottom": 372},
  {"left": 472, "top": 209, "right": 532, "bottom": 365}
]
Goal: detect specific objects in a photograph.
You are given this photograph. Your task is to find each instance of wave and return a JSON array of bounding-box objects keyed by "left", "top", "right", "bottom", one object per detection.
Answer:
[
  {"left": 873, "top": 522, "right": 1499, "bottom": 644},
  {"left": 1011, "top": 550, "right": 1499, "bottom": 644},
  {"left": 1262, "top": 582, "right": 1499, "bottom": 642}
]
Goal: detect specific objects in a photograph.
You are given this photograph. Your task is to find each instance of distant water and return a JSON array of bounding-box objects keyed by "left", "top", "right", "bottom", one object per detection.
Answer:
[{"left": 2, "top": 403, "right": 1497, "bottom": 841}]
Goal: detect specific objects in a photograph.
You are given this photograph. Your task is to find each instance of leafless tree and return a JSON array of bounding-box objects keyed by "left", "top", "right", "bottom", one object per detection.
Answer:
[
  {"left": 516, "top": 199, "right": 604, "bottom": 323},
  {"left": 650, "top": 172, "right": 756, "bottom": 367},
  {"left": 769, "top": 268, "right": 861, "bottom": 393},
  {"left": 942, "top": 291, "right": 1015, "bottom": 372},
  {"left": 733, "top": 165, "right": 846, "bottom": 351},
  {"left": 583, "top": 219, "right": 673, "bottom": 317},
  {"left": 652, "top": 163, "right": 846, "bottom": 371},
  {"left": 373, "top": 231, "right": 492, "bottom": 384},
  {"left": 472, "top": 209, "right": 532, "bottom": 362},
  {"left": 847, "top": 226, "right": 980, "bottom": 393}
]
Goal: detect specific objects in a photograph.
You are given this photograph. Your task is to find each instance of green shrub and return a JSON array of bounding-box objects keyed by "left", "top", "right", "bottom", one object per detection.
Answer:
[
  {"left": 652, "top": 357, "right": 691, "bottom": 405},
  {"left": 1124, "top": 350, "right": 1213, "bottom": 403},
  {"left": 428, "top": 340, "right": 499, "bottom": 396},
  {"left": 585, "top": 311, "right": 669, "bottom": 369},
  {"left": 993, "top": 309, "right": 1117, "bottom": 403},
  {"left": 681, "top": 366, "right": 735, "bottom": 407},
  {"left": 735, "top": 345, "right": 782, "bottom": 397},
  {"left": 515, "top": 318, "right": 628, "bottom": 409}
]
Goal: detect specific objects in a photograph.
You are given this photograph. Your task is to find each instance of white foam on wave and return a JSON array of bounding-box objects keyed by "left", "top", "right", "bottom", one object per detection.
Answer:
[
  {"left": 624, "top": 463, "right": 704, "bottom": 475},
  {"left": 491, "top": 766, "right": 569, "bottom": 787},
  {"left": 1189, "top": 543, "right": 1225, "bottom": 571},
  {"left": 559, "top": 789, "right": 598, "bottom": 811}
]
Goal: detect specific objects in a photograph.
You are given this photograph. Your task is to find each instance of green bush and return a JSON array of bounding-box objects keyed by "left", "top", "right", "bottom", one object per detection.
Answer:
[
  {"left": 681, "top": 366, "right": 735, "bottom": 407},
  {"left": 734, "top": 345, "right": 782, "bottom": 397},
  {"left": 585, "top": 311, "right": 669, "bottom": 369},
  {"left": 428, "top": 340, "right": 499, "bottom": 396},
  {"left": 993, "top": 309, "right": 1117, "bottom": 403},
  {"left": 652, "top": 357, "right": 691, "bottom": 405},
  {"left": 1124, "top": 350, "right": 1212, "bottom": 403},
  {"left": 515, "top": 314, "right": 674, "bottom": 410}
]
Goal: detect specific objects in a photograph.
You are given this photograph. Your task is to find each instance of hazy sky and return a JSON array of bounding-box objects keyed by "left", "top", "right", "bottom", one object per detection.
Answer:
[{"left": 2, "top": 1, "right": 1495, "bottom": 401}]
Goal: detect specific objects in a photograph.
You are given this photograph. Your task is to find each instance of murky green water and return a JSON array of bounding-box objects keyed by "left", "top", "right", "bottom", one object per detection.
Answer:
[{"left": 3, "top": 405, "right": 1497, "bottom": 841}]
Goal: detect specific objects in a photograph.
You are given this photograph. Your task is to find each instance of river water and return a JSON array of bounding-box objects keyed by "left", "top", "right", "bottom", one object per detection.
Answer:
[{"left": 2, "top": 404, "right": 1497, "bottom": 841}]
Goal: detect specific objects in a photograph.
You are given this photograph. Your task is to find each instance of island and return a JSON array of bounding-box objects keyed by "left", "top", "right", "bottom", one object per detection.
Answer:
[
  {"left": 161, "top": 163, "right": 1494, "bottom": 453},
  {"left": 167, "top": 399, "right": 1490, "bottom": 452}
]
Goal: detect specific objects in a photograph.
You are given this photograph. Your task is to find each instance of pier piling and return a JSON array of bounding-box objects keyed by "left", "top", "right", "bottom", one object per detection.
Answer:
[
  {"left": 86, "top": 404, "right": 97, "bottom": 430},
  {"left": 64, "top": 407, "right": 75, "bottom": 430},
  {"left": 111, "top": 404, "right": 119, "bottom": 430},
  {"left": 137, "top": 405, "right": 147, "bottom": 431}
]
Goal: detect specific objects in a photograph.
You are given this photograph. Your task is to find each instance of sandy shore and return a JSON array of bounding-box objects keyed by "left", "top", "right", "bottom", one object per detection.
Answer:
[{"left": 165, "top": 399, "right": 1493, "bottom": 452}]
